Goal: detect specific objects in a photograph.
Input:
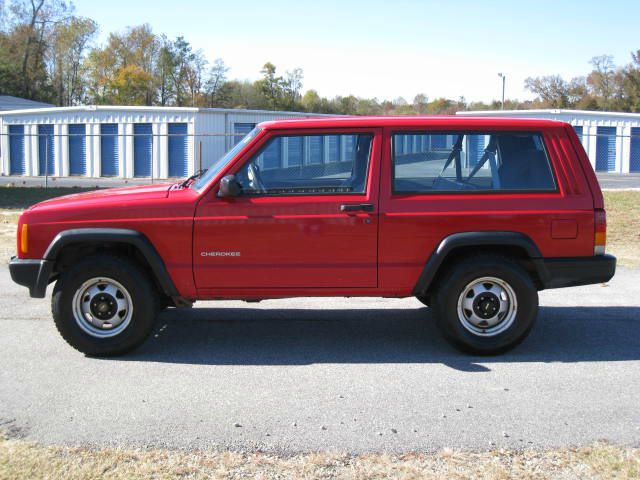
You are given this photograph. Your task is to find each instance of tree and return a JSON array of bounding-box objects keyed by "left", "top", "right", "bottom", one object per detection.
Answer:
[
  {"left": 4, "top": 0, "right": 72, "bottom": 101},
  {"left": 50, "top": 16, "right": 97, "bottom": 105},
  {"left": 110, "top": 64, "right": 153, "bottom": 105},
  {"left": 524, "top": 75, "right": 571, "bottom": 108},
  {"left": 427, "top": 97, "right": 454, "bottom": 114},
  {"left": 85, "top": 45, "right": 115, "bottom": 103},
  {"left": 203, "top": 58, "right": 228, "bottom": 107},
  {"left": 301, "top": 89, "right": 321, "bottom": 112},
  {"left": 282, "top": 67, "right": 303, "bottom": 109},
  {"left": 413, "top": 93, "right": 429, "bottom": 114},
  {"left": 168, "top": 36, "right": 192, "bottom": 105},
  {"left": 587, "top": 55, "right": 618, "bottom": 109},
  {"left": 0, "top": 29, "right": 25, "bottom": 96},
  {"left": 255, "top": 62, "right": 284, "bottom": 109},
  {"left": 156, "top": 35, "right": 177, "bottom": 106},
  {"left": 355, "top": 97, "right": 382, "bottom": 115},
  {"left": 184, "top": 48, "right": 206, "bottom": 106},
  {"left": 86, "top": 24, "right": 159, "bottom": 105},
  {"left": 336, "top": 95, "right": 358, "bottom": 114},
  {"left": 623, "top": 49, "right": 640, "bottom": 112}
]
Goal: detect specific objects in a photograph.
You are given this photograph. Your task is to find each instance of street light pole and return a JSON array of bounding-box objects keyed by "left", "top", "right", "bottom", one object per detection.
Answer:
[{"left": 498, "top": 73, "right": 506, "bottom": 110}]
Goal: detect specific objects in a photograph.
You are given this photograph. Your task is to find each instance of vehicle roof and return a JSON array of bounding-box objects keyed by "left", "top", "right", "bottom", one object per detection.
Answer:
[{"left": 259, "top": 115, "right": 568, "bottom": 130}]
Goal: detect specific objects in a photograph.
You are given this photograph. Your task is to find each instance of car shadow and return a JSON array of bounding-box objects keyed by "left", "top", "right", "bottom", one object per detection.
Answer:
[{"left": 116, "top": 305, "right": 640, "bottom": 371}]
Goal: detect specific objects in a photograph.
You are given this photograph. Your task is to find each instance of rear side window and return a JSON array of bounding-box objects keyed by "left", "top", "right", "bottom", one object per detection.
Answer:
[
  {"left": 236, "top": 133, "right": 373, "bottom": 195},
  {"left": 392, "top": 132, "right": 556, "bottom": 193}
]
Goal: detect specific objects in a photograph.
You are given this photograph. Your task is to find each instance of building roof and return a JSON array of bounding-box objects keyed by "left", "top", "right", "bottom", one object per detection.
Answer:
[
  {"left": 0, "top": 95, "right": 53, "bottom": 112},
  {"left": 259, "top": 115, "right": 567, "bottom": 130},
  {"left": 457, "top": 109, "right": 640, "bottom": 119},
  {"left": 0, "top": 104, "right": 326, "bottom": 117}
]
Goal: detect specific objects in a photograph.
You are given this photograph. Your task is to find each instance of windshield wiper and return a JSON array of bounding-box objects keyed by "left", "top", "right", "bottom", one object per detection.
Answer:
[{"left": 179, "top": 169, "right": 208, "bottom": 188}]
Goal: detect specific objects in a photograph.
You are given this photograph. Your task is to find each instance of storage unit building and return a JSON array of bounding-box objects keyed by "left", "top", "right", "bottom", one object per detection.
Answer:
[
  {"left": 457, "top": 109, "right": 640, "bottom": 174},
  {"left": 0, "top": 106, "right": 323, "bottom": 179}
]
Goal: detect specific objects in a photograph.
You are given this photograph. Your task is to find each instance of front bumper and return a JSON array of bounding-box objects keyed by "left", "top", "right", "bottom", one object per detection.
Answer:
[
  {"left": 538, "top": 254, "right": 616, "bottom": 289},
  {"left": 9, "top": 257, "right": 54, "bottom": 298}
]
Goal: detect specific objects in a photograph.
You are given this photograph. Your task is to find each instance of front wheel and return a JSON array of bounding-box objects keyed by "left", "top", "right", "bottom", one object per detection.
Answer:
[
  {"left": 434, "top": 255, "right": 538, "bottom": 355},
  {"left": 52, "top": 255, "right": 160, "bottom": 356}
]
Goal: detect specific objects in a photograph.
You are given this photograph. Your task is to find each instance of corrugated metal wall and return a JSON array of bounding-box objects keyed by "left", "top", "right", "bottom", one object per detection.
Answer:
[
  {"left": 0, "top": 107, "right": 197, "bottom": 179},
  {"left": 193, "top": 109, "right": 317, "bottom": 172},
  {"left": 2, "top": 107, "right": 640, "bottom": 177},
  {"left": 0, "top": 107, "right": 321, "bottom": 178}
]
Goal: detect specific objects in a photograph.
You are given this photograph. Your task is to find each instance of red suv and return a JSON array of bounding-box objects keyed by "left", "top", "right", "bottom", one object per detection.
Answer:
[{"left": 9, "top": 117, "right": 616, "bottom": 356}]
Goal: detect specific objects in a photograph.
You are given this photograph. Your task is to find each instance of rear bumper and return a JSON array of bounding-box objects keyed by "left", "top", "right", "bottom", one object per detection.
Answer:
[
  {"left": 9, "top": 256, "right": 54, "bottom": 298},
  {"left": 538, "top": 254, "right": 616, "bottom": 289}
]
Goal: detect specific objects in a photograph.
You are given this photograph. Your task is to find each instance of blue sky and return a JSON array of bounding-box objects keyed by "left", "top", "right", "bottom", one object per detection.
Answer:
[{"left": 73, "top": 0, "right": 640, "bottom": 102}]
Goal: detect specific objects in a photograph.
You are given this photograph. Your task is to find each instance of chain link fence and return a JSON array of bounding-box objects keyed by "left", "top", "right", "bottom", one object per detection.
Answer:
[
  {"left": 1, "top": 128, "right": 639, "bottom": 189},
  {"left": 0, "top": 131, "right": 249, "bottom": 187},
  {"left": 571, "top": 129, "right": 640, "bottom": 174}
]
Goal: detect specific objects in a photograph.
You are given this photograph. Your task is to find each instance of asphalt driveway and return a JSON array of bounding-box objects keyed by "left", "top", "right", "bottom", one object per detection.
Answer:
[{"left": 0, "top": 263, "right": 638, "bottom": 453}]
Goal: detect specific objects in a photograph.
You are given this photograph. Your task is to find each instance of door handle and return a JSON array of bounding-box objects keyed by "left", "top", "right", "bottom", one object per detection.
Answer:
[{"left": 340, "top": 203, "right": 374, "bottom": 213}]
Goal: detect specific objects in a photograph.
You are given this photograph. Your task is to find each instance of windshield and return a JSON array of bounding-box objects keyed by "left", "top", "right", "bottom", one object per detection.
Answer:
[{"left": 193, "top": 127, "right": 261, "bottom": 190}]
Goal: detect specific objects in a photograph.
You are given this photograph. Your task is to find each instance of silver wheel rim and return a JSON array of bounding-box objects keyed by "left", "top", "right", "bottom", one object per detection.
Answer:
[
  {"left": 456, "top": 276, "right": 517, "bottom": 337},
  {"left": 72, "top": 277, "right": 133, "bottom": 338}
]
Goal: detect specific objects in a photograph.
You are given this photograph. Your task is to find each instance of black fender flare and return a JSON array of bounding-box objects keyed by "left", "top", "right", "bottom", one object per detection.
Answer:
[
  {"left": 43, "top": 228, "right": 179, "bottom": 297},
  {"left": 412, "top": 231, "right": 546, "bottom": 296}
]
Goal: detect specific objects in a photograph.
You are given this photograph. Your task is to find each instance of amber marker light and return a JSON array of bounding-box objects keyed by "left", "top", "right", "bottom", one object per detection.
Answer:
[{"left": 20, "top": 223, "right": 28, "bottom": 255}]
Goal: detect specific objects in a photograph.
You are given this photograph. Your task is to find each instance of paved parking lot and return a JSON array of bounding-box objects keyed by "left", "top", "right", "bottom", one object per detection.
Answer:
[
  {"left": 1, "top": 263, "right": 638, "bottom": 453},
  {"left": 597, "top": 173, "right": 640, "bottom": 189}
]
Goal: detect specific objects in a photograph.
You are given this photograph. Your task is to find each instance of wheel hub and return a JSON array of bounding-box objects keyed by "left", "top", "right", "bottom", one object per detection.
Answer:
[
  {"left": 90, "top": 293, "right": 117, "bottom": 320},
  {"left": 473, "top": 292, "right": 500, "bottom": 319},
  {"left": 72, "top": 277, "right": 133, "bottom": 338},
  {"left": 456, "top": 277, "right": 518, "bottom": 337}
]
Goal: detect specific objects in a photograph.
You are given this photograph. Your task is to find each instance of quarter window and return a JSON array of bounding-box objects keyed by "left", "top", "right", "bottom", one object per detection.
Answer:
[
  {"left": 392, "top": 132, "right": 555, "bottom": 193},
  {"left": 236, "top": 133, "right": 373, "bottom": 195}
]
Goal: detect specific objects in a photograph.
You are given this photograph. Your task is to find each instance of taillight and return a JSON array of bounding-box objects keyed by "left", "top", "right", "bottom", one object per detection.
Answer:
[{"left": 594, "top": 209, "right": 606, "bottom": 255}]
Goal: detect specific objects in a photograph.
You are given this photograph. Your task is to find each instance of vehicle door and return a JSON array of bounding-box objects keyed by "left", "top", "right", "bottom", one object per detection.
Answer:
[{"left": 193, "top": 128, "right": 382, "bottom": 289}]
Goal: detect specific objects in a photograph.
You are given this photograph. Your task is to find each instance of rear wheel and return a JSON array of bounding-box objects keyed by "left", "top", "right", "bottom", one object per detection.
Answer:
[
  {"left": 434, "top": 255, "right": 538, "bottom": 355},
  {"left": 52, "top": 255, "right": 159, "bottom": 356}
]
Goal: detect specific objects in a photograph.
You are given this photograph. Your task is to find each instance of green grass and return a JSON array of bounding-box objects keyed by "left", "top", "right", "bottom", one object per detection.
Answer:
[{"left": 0, "top": 186, "right": 96, "bottom": 210}]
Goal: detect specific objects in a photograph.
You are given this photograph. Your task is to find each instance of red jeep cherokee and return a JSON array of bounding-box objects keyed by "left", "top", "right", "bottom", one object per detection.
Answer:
[{"left": 9, "top": 117, "right": 616, "bottom": 356}]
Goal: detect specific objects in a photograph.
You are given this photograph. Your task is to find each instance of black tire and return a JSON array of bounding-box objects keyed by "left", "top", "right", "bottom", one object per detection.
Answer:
[
  {"left": 51, "top": 254, "right": 160, "bottom": 357},
  {"left": 433, "top": 255, "right": 538, "bottom": 355}
]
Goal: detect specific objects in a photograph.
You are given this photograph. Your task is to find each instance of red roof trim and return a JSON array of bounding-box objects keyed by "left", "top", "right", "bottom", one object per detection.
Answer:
[{"left": 259, "top": 115, "right": 567, "bottom": 130}]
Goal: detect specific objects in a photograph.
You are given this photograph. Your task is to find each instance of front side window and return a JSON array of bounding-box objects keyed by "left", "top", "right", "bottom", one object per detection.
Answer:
[
  {"left": 393, "top": 132, "right": 555, "bottom": 193},
  {"left": 236, "top": 133, "right": 373, "bottom": 195}
]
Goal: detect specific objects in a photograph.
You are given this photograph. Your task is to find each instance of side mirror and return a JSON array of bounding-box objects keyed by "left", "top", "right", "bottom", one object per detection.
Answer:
[{"left": 217, "top": 175, "right": 242, "bottom": 197}]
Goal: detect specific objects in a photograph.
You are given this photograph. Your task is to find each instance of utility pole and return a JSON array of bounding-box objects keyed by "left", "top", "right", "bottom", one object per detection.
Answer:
[{"left": 498, "top": 73, "right": 506, "bottom": 110}]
